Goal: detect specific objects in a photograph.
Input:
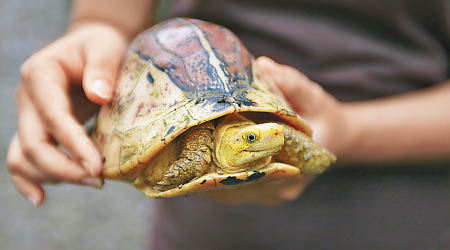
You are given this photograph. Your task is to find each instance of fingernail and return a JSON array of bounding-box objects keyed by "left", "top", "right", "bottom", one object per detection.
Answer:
[
  {"left": 91, "top": 79, "right": 111, "bottom": 99},
  {"left": 81, "top": 177, "right": 103, "bottom": 189},
  {"left": 27, "top": 196, "right": 39, "bottom": 207}
]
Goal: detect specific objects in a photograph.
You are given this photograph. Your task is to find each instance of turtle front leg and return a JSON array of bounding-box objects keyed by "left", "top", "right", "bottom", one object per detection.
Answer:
[
  {"left": 155, "top": 122, "right": 214, "bottom": 190},
  {"left": 277, "top": 124, "right": 336, "bottom": 175}
]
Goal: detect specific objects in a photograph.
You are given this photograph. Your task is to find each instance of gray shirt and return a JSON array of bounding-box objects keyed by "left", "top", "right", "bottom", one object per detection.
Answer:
[{"left": 151, "top": 1, "right": 450, "bottom": 249}]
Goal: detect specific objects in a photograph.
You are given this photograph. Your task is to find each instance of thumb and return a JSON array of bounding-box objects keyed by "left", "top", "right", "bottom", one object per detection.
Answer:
[
  {"left": 82, "top": 40, "right": 126, "bottom": 104},
  {"left": 255, "top": 56, "right": 328, "bottom": 115}
]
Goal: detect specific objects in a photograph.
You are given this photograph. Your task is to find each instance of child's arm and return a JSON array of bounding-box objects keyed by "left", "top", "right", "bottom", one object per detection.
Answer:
[
  {"left": 71, "top": 0, "right": 158, "bottom": 39},
  {"left": 203, "top": 56, "right": 450, "bottom": 206}
]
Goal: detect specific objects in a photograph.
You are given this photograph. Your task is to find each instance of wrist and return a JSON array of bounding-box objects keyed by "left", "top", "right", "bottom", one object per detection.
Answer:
[
  {"left": 333, "top": 102, "right": 363, "bottom": 162},
  {"left": 67, "top": 19, "right": 133, "bottom": 42}
]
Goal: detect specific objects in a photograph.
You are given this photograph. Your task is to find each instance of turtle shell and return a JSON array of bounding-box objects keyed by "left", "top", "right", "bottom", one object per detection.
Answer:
[{"left": 95, "top": 18, "right": 313, "bottom": 194}]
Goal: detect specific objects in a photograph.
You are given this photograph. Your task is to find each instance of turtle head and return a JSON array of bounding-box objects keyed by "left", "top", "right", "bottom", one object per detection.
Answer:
[
  {"left": 214, "top": 115, "right": 284, "bottom": 172},
  {"left": 229, "top": 123, "right": 284, "bottom": 165}
]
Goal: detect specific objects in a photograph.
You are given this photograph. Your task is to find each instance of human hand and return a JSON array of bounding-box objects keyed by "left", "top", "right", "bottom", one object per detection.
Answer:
[
  {"left": 199, "top": 56, "right": 348, "bottom": 206},
  {"left": 6, "top": 22, "right": 128, "bottom": 206},
  {"left": 256, "top": 56, "right": 349, "bottom": 154},
  {"left": 200, "top": 175, "right": 315, "bottom": 206}
]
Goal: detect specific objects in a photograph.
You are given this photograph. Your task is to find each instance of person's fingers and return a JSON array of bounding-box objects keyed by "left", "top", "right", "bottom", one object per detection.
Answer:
[
  {"left": 19, "top": 59, "right": 103, "bottom": 176},
  {"left": 256, "top": 56, "right": 330, "bottom": 115},
  {"left": 6, "top": 134, "right": 57, "bottom": 183},
  {"left": 276, "top": 175, "right": 314, "bottom": 201},
  {"left": 200, "top": 184, "right": 281, "bottom": 205},
  {"left": 16, "top": 88, "right": 103, "bottom": 187},
  {"left": 10, "top": 174, "right": 45, "bottom": 207},
  {"left": 200, "top": 176, "right": 308, "bottom": 206},
  {"left": 82, "top": 34, "right": 126, "bottom": 104},
  {"left": 7, "top": 134, "right": 45, "bottom": 206}
]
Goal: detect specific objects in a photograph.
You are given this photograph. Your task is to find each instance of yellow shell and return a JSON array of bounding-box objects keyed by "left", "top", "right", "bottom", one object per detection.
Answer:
[{"left": 94, "top": 18, "right": 315, "bottom": 197}]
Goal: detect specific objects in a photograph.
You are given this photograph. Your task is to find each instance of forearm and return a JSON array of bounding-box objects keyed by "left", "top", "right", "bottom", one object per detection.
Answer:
[
  {"left": 70, "top": 0, "right": 158, "bottom": 39},
  {"left": 340, "top": 80, "right": 450, "bottom": 164}
]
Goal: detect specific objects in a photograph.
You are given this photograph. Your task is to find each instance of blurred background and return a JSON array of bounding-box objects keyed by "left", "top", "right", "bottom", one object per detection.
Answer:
[
  {"left": 0, "top": 1, "right": 173, "bottom": 249},
  {"left": 2, "top": 1, "right": 450, "bottom": 250}
]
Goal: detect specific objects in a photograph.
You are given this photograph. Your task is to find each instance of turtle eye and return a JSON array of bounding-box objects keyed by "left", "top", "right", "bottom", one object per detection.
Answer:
[{"left": 245, "top": 133, "right": 257, "bottom": 143}]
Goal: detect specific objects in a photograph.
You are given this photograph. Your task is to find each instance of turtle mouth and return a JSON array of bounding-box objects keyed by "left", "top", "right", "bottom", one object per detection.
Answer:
[
  {"left": 243, "top": 147, "right": 282, "bottom": 153},
  {"left": 235, "top": 145, "right": 282, "bottom": 162}
]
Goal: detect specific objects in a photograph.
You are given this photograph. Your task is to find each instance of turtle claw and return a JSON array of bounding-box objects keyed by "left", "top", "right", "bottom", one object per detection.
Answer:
[
  {"left": 164, "top": 172, "right": 175, "bottom": 178},
  {"left": 156, "top": 180, "right": 167, "bottom": 185},
  {"left": 153, "top": 185, "right": 165, "bottom": 191}
]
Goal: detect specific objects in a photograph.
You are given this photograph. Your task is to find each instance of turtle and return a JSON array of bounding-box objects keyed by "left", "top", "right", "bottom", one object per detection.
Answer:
[{"left": 94, "top": 17, "right": 336, "bottom": 198}]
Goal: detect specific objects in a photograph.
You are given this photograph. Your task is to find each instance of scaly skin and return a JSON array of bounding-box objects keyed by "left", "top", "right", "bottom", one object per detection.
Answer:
[
  {"left": 277, "top": 124, "right": 336, "bottom": 175},
  {"left": 155, "top": 114, "right": 335, "bottom": 190},
  {"left": 155, "top": 122, "right": 214, "bottom": 189},
  {"left": 212, "top": 114, "right": 284, "bottom": 173}
]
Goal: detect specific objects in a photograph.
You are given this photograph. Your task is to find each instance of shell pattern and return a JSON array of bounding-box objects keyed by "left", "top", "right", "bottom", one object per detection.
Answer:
[{"left": 95, "top": 18, "right": 311, "bottom": 181}]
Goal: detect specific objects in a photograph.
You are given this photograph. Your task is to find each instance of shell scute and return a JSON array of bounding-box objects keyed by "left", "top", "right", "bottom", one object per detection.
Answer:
[
  {"left": 95, "top": 18, "right": 313, "bottom": 185},
  {"left": 199, "top": 23, "right": 253, "bottom": 86}
]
